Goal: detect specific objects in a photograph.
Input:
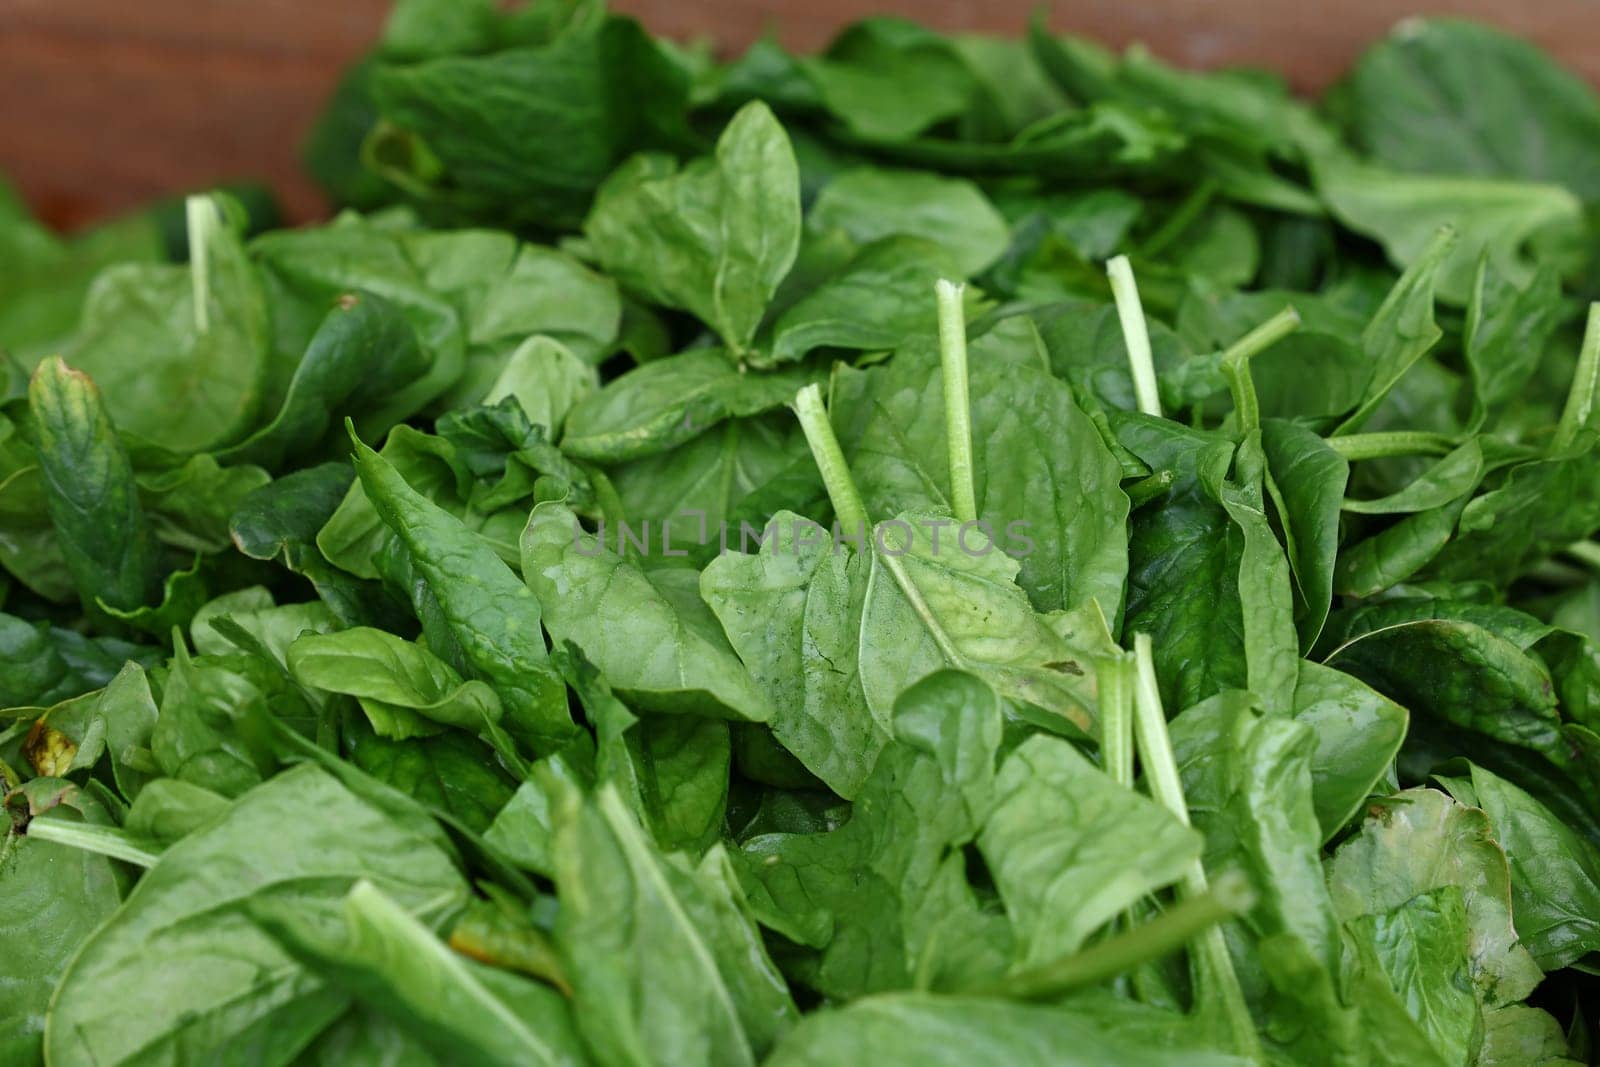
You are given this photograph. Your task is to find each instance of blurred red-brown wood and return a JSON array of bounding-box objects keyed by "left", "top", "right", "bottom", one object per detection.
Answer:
[{"left": 3, "top": 0, "right": 1598, "bottom": 231}]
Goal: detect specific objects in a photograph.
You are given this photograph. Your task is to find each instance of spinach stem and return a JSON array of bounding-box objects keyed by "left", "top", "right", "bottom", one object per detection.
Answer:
[
  {"left": 936, "top": 279, "right": 978, "bottom": 524},
  {"left": 185, "top": 195, "right": 216, "bottom": 333},
  {"left": 1131, "top": 634, "right": 1190, "bottom": 827},
  {"left": 24, "top": 819, "right": 162, "bottom": 868},
  {"left": 793, "top": 384, "right": 869, "bottom": 535},
  {"left": 1132, "top": 633, "right": 1261, "bottom": 1060},
  {"left": 967, "top": 871, "right": 1253, "bottom": 1001},
  {"left": 1555, "top": 303, "right": 1600, "bottom": 452},
  {"left": 1097, "top": 652, "right": 1136, "bottom": 788},
  {"left": 1564, "top": 540, "right": 1600, "bottom": 572},
  {"left": 1221, "top": 307, "right": 1299, "bottom": 436},
  {"left": 1125, "top": 469, "right": 1176, "bottom": 508},
  {"left": 1107, "top": 256, "right": 1162, "bottom": 417},
  {"left": 1222, "top": 306, "right": 1301, "bottom": 366},
  {"left": 1324, "top": 431, "right": 1455, "bottom": 461},
  {"left": 1141, "top": 178, "right": 1218, "bottom": 259}
]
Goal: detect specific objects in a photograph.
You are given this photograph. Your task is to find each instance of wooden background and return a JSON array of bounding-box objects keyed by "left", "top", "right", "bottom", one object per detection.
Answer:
[{"left": 4, "top": 0, "right": 1598, "bottom": 231}]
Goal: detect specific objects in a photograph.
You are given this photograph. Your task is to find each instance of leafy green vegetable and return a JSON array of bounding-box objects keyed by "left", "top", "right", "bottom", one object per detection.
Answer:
[
  {"left": 585, "top": 102, "right": 799, "bottom": 356},
  {"left": 9, "top": 6, "right": 1600, "bottom": 1063},
  {"left": 42, "top": 765, "right": 468, "bottom": 1066}
]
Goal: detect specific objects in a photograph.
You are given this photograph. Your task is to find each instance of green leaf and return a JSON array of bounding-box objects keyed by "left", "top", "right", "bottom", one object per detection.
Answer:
[
  {"left": 1218, "top": 433, "right": 1298, "bottom": 710},
  {"left": 191, "top": 585, "right": 331, "bottom": 653},
  {"left": 522, "top": 501, "right": 771, "bottom": 720},
  {"left": 736, "top": 671, "right": 1011, "bottom": 998},
  {"left": 137, "top": 454, "right": 270, "bottom": 554},
  {"left": 1291, "top": 661, "right": 1407, "bottom": 840},
  {"left": 229, "top": 462, "right": 356, "bottom": 561},
  {"left": 1334, "top": 497, "right": 1469, "bottom": 597},
  {"left": 1462, "top": 263, "right": 1565, "bottom": 429},
  {"left": 559, "top": 645, "right": 732, "bottom": 854},
  {"left": 1429, "top": 438, "right": 1600, "bottom": 583},
  {"left": 59, "top": 195, "right": 269, "bottom": 453},
  {"left": 370, "top": 16, "right": 691, "bottom": 229},
  {"left": 352, "top": 433, "right": 573, "bottom": 749},
  {"left": 1342, "top": 439, "right": 1484, "bottom": 515},
  {"left": 1261, "top": 419, "right": 1348, "bottom": 648},
  {"left": 288, "top": 627, "right": 503, "bottom": 739},
  {"left": 837, "top": 348, "right": 1130, "bottom": 620},
  {"left": 44, "top": 764, "right": 468, "bottom": 1066},
  {"left": 217, "top": 291, "right": 428, "bottom": 468},
  {"left": 1326, "top": 617, "right": 1566, "bottom": 764},
  {"left": 766, "top": 236, "right": 958, "bottom": 365},
  {"left": 344, "top": 723, "right": 515, "bottom": 835},
  {"left": 482, "top": 335, "right": 597, "bottom": 433},
  {"left": 609, "top": 415, "right": 808, "bottom": 560},
  {"left": 799, "top": 20, "right": 982, "bottom": 143},
  {"left": 551, "top": 779, "right": 797, "bottom": 1065},
  {"left": 701, "top": 511, "right": 884, "bottom": 797},
  {"left": 0, "top": 201, "right": 162, "bottom": 359},
  {"left": 26, "top": 357, "right": 160, "bottom": 613},
  {"left": 808, "top": 168, "right": 1010, "bottom": 276},
  {"left": 253, "top": 880, "right": 583, "bottom": 1067},
  {"left": 0, "top": 784, "right": 127, "bottom": 1067},
  {"left": 0, "top": 613, "right": 158, "bottom": 709},
  {"left": 763, "top": 992, "right": 1246, "bottom": 1067},
  {"left": 1343, "top": 886, "right": 1479, "bottom": 1066},
  {"left": 1337, "top": 18, "right": 1600, "bottom": 203},
  {"left": 976, "top": 734, "right": 1202, "bottom": 966},
  {"left": 1121, "top": 417, "right": 1247, "bottom": 709},
  {"left": 585, "top": 101, "right": 799, "bottom": 354},
  {"left": 561, "top": 348, "right": 812, "bottom": 462},
  {"left": 1169, "top": 692, "right": 1355, "bottom": 1064},
  {"left": 150, "top": 645, "right": 280, "bottom": 797},
  {"left": 1333, "top": 226, "right": 1451, "bottom": 432},
  {"left": 1325, "top": 786, "right": 1543, "bottom": 1004},
  {"left": 1315, "top": 154, "right": 1579, "bottom": 305},
  {"left": 1442, "top": 763, "right": 1600, "bottom": 971},
  {"left": 123, "top": 778, "right": 229, "bottom": 844}
]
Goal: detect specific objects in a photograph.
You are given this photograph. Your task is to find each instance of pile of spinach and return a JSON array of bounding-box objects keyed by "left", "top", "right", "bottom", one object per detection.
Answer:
[{"left": 5, "top": 2, "right": 1600, "bottom": 1063}]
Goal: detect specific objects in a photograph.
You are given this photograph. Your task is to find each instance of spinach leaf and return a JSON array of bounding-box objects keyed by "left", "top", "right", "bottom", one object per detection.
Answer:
[
  {"left": 764, "top": 992, "right": 1245, "bottom": 1067},
  {"left": 700, "top": 512, "right": 883, "bottom": 797},
  {"left": 353, "top": 433, "right": 573, "bottom": 749},
  {"left": 369, "top": 15, "right": 692, "bottom": 229},
  {"left": 0, "top": 784, "right": 127, "bottom": 1067},
  {"left": 807, "top": 168, "right": 1010, "bottom": 276},
  {"left": 551, "top": 778, "right": 798, "bottom": 1065},
  {"left": 585, "top": 102, "right": 800, "bottom": 356},
  {"left": 43, "top": 765, "right": 468, "bottom": 1066},
  {"left": 1442, "top": 763, "right": 1600, "bottom": 971},
  {"left": 523, "top": 501, "right": 772, "bottom": 721},
  {"left": 59, "top": 196, "right": 269, "bottom": 454},
  {"left": 253, "top": 880, "right": 584, "bottom": 1067},
  {"left": 1336, "top": 18, "right": 1600, "bottom": 203},
  {"left": 26, "top": 357, "right": 160, "bottom": 613}
]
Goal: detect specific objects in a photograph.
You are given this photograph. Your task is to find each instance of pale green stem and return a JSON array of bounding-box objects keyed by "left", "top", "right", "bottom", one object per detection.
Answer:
[
  {"left": 1098, "top": 652, "right": 1136, "bottom": 788},
  {"left": 1324, "top": 431, "right": 1455, "bottom": 462},
  {"left": 1107, "top": 255, "right": 1161, "bottom": 417},
  {"left": 1555, "top": 303, "right": 1600, "bottom": 452},
  {"left": 1566, "top": 540, "right": 1600, "bottom": 572},
  {"left": 1141, "top": 179, "right": 1218, "bottom": 260},
  {"left": 25, "top": 820, "right": 161, "bottom": 868},
  {"left": 793, "top": 384, "right": 869, "bottom": 535},
  {"left": 1126, "top": 469, "right": 1176, "bottom": 509},
  {"left": 967, "top": 872, "right": 1254, "bottom": 1001},
  {"left": 1132, "top": 633, "right": 1261, "bottom": 1060},
  {"left": 185, "top": 195, "right": 216, "bottom": 333},
  {"left": 1131, "top": 634, "right": 1191, "bottom": 829},
  {"left": 936, "top": 279, "right": 978, "bottom": 524},
  {"left": 1221, "top": 307, "right": 1299, "bottom": 437}
]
